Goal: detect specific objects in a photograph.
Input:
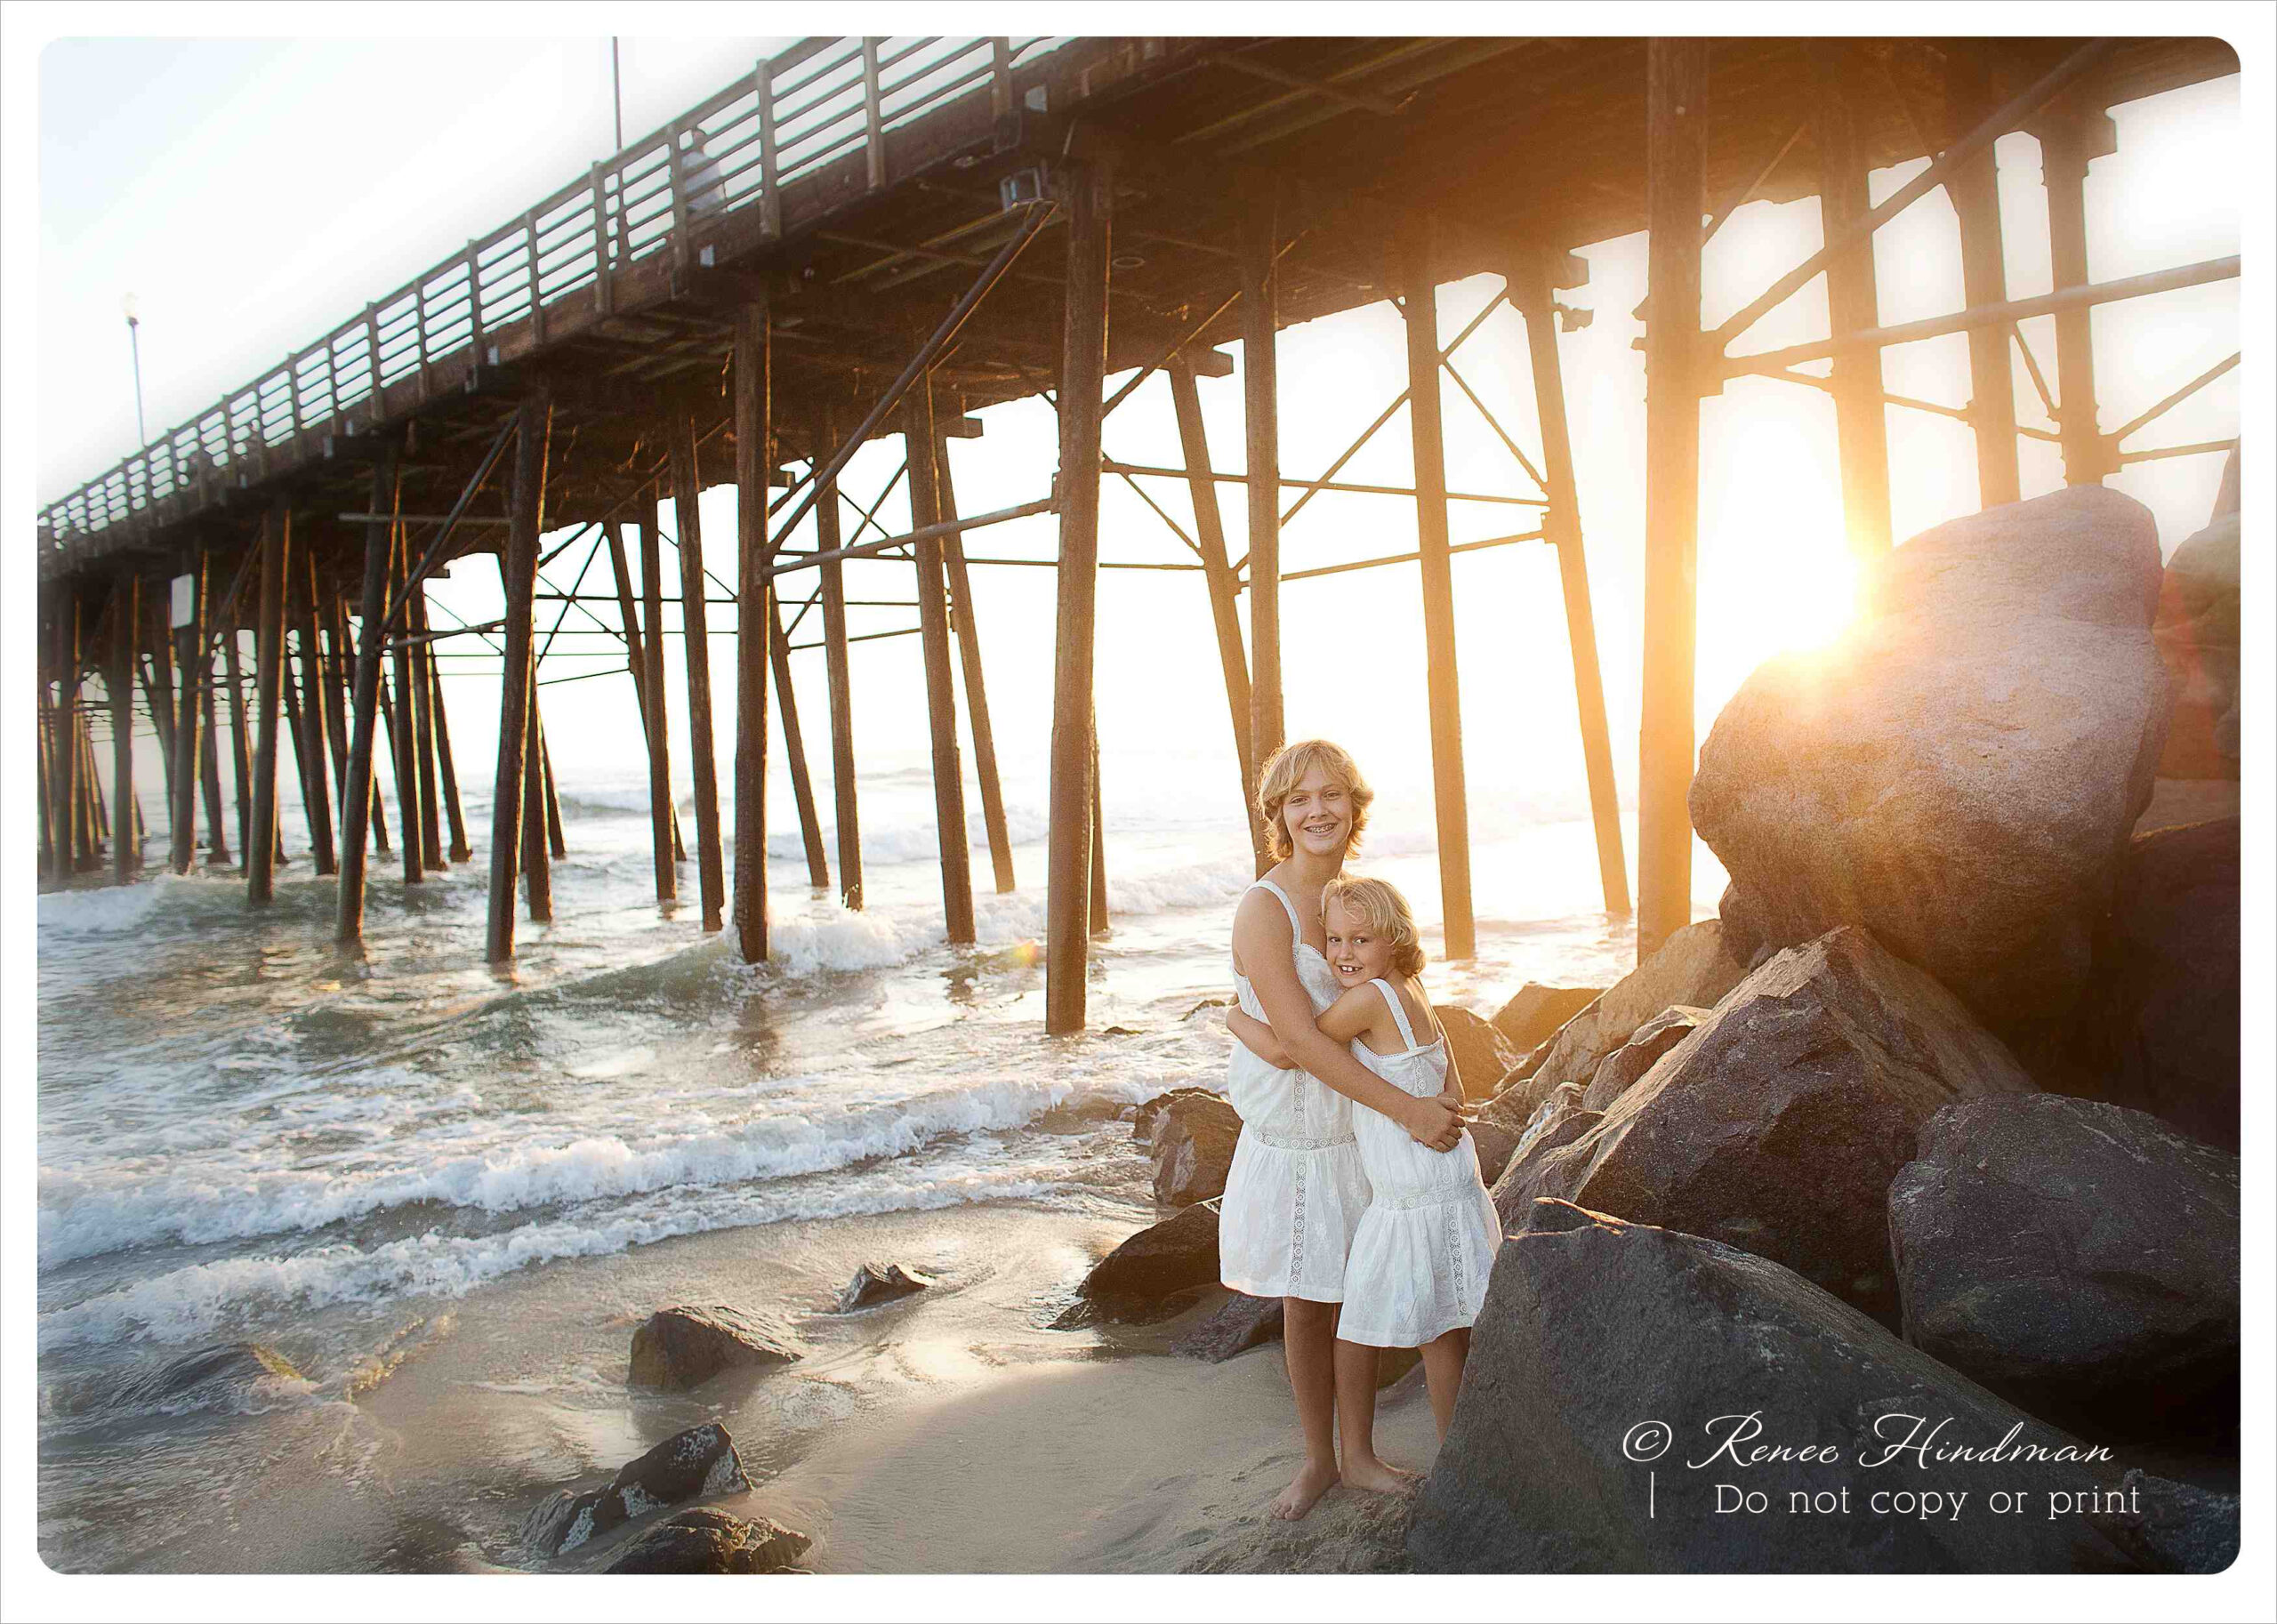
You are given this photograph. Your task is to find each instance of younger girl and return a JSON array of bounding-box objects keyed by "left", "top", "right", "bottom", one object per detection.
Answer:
[{"left": 1229, "top": 874, "right": 1501, "bottom": 1455}]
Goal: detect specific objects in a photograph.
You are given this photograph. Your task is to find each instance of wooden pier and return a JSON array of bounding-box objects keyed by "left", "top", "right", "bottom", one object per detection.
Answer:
[{"left": 36, "top": 36, "right": 2239, "bottom": 1030}]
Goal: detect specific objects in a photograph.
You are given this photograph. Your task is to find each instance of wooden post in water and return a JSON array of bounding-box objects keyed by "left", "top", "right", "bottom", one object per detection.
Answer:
[
  {"left": 52, "top": 589, "right": 83, "bottom": 879},
  {"left": 221, "top": 629, "right": 253, "bottom": 865},
  {"left": 427, "top": 641, "right": 471, "bottom": 863},
  {"left": 732, "top": 299, "right": 773, "bottom": 961},
  {"left": 1397, "top": 213, "right": 1476, "bottom": 960},
  {"left": 1948, "top": 69, "right": 2023, "bottom": 509},
  {"left": 1089, "top": 721, "right": 1108, "bottom": 937},
  {"left": 390, "top": 531, "right": 426, "bottom": 887},
  {"left": 1168, "top": 359, "right": 1262, "bottom": 872},
  {"left": 110, "top": 574, "right": 140, "bottom": 881},
  {"left": 1046, "top": 159, "right": 1110, "bottom": 1033},
  {"left": 522, "top": 700, "right": 553, "bottom": 921},
  {"left": 813, "top": 406, "right": 863, "bottom": 910},
  {"left": 932, "top": 435, "right": 1014, "bottom": 894},
  {"left": 292, "top": 551, "right": 337, "bottom": 875},
  {"left": 319, "top": 599, "right": 353, "bottom": 802},
  {"left": 81, "top": 712, "right": 105, "bottom": 858},
  {"left": 1511, "top": 253, "right": 1631, "bottom": 917},
  {"left": 1810, "top": 44, "right": 1893, "bottom": 561},
  {"left": 338, "top": 449, "right": 395, "bottom": 943},
  {"left": 638, "top": 511, "right": 679, "bottom": 901},
  {"left": 169, "top": 551, "right": 207, "bottom": 873},
  {"left": 769, "top": 591, "right": 829, "bottom": 889},
  {"left": 1636, "top": 39, "right": 1709, "bottom": 962},
  {"left": 330, "top": 596, "right": 391, "bottom": 856},
  {"left": 246, "top": 506, "right": 289, "bottom": 905},
  {"left": 2040, "top": 109, "right": 2109, "bottom": 486},
  {"left": 487, "top": 394, "right": 550, "bottom": 962},
  {"left": 606, "top": 518, "right": 683, "bottom": 881},
  {"left": 905, "top": 381, "right": 976, "bottom": 945},
  {"left": 1240, "top": 189, "right": 1284, "bottom": 776},
  {"left": 539, "top": 714, "right": 566, "bottom": 859},
  {"left": 199, "top": 663, "right": 229, "bottom": 864},
  {"left": 670, "top": 410, "right": 726, "bottom": 932},
  {"left": 409, "top": 586, "right": 446, "bottom": 868}
]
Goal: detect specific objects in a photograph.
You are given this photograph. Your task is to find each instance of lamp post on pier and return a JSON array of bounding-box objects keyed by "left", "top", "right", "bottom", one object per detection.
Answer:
[{"left": 123, "top": 293, "right": 147, "bottom": 446}]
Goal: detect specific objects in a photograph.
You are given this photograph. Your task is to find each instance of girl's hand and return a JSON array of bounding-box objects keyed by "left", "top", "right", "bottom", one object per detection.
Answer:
[
  {"left": 1402, "top": 1095, "right": 1466, "bottom": 1154},
  {"left": 1437, "top": 1077, "right": 1466, "bottom": 1113}
]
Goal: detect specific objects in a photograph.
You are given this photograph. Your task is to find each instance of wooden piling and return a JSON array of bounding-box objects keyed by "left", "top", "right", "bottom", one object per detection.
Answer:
[
  {"left": 2040, "top": 110, "right": 2106, "bottom": 486},
  {"left": 1168, "top": 360, "right": 1262, "bottom": 873},
  {"left": 770, "top": 591, "right": 830, "bottom": 889},
  {"left": 409, "top": 586, "right": 446, "bottom": 868},
  {"left": 905, "top": 382, "right": 977, "bottom": 945},
  {"left": 110, "top": 575, "right": 140, "bottom": 881},
  {"left": 167, "top": 552, "right": 207, "bottom": 873},
  {"left": 80, "top": 714, "right": 105, "bottom": 858},
  {"left": 813, "top": 406, "right": 863, "bottom": 910},
  {"left": 522, "top": 700, "right": 554, "bottom": 921},
  {"left": 292, "top": 551, "right": 338, "bottom": 875},
  {"left": 338, "top": 451, "right": 395, "bottom": 943},
  {"left": 246, "top": 507, "right": 289, "bottom": 905},
  {"left": 670, "top": 410, "right": 727, "bottom": 933},
  {"left": 605, "top": 519, "right": 683, "bottom": 878},
  {"left": 732, "top": 299, "right": 773, "bottom": 961},
  {"left": 427, "top": 640, "right": 471, "bottom": 863},
  {"left": 199, "top": 664, "right": 229, "bottom": 864},
  {"left": 1045, "top": 159, "right": 1111, "bottom": 1033},
  {"left": 319, "top": 599, "right": 353, "bottom": 800},
  {"left": 1948, "top": 71, "right": 2023, "bottom": 509},
  {"left": 933, "top": 436, "right": 1014, "bottom": 894},
  {"left": 1511, "top": 253, "right": 1631, "bottom": 917},
  {"left": 540, "top": 715, "right": 566, "bottom": 859},
  {"left": 1397, "top": 215, "right": 1476, "bottom": 960},
  {"left": 487, "top": 395, "right": 550, "bottom": 961},
  {"left": 53, "top": 589, "right": 83, "bottom": 880},
  {"left": 1240, "top": 191, "right": 1284, "bottom": 774},
  {"left": 638, "top": 511, "right": 678, "bottom": 903},
  {"left": 389, "top": 527, "right": 426, "bottom": 886},
  {"left": 1811, "top": 44, "right": 1894, "bottom": 562},
  {"left": 1636, "top": 40, "right": 1710, "bottom": 962},
  {"left": 221, "top": 629, "right": 253, "bottom": 864}
]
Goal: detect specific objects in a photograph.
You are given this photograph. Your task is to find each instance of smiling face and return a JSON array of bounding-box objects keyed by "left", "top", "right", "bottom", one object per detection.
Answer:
[
  {"left": 1324, "top": 895, "right": 1395, "bottom": 989},
  {"left": 1279, "top": 765, "right": 1355, "bottom": 862}
]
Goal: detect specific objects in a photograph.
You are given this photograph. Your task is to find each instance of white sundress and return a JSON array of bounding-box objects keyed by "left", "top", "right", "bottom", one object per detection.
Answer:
[
  {"left": 1218, "top": 879, "right": 1373, "bottom": 1303},
  {"left": 1337, "top": 977, "right": 1502, "bottom": 1349}
]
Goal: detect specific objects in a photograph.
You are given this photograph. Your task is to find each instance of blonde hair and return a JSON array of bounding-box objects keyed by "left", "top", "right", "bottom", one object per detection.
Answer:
[
  {"left": 1321, "top": 874, "right": 1426, "bottom": 977},
  {"left": 1256, "top": 739, "right": 1373, "bottom": 863}
]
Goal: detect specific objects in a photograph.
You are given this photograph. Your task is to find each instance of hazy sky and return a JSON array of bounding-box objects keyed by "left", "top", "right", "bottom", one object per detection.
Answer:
[{"left": 21, "top": 20, "right": 2249, "bottom": 880}]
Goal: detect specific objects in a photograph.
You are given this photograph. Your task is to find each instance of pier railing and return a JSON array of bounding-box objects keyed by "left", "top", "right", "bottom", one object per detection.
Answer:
[{"left": 39, "top": 36, "right": 1070, "bottom": 554}]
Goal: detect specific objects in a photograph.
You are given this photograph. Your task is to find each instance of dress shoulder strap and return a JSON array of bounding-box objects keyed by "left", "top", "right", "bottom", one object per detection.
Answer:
[
  {"left": 1371, "top": 977, "right": 1421, "bottom": 1050},
  {"left": 1249, "top": 878, "right": 1306, "bottom": 938}
]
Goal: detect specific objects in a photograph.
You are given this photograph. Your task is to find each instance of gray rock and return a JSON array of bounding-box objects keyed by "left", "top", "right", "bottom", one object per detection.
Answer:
[
  {"left": 2068, "top": 816, "right": 2240, "bottom": 1151},
  {"left": 835, "top": 1262, "right": 936, "bottom": 1312},
  {"left": 1468, "top": 1120, "right": 1521, "bottom": 1187},
  {"left": 1151, "top": 1093, "right": 1242, "bottom": 1207},
  {"left": 2089, "top": 1469, "right": 2239, "bottom": 1574},
  {"left": 1132, "top": 1086, "right": 1221, "bottom": 1146},
  {"left": 1171, "top": 1291, "right": 1283, "bottom": 1362},
  {"left": 1489, "top": 983, "right": 1603, "bottom": 1055},
  {"left": 1406, "top": 1210, "right": 2130, "bottom": 1573},
  {"left": 1888, "top": 1094, "right": 2239, "bottom": 1439},
  {"left": 1530, "top": 928, "right": 2035, "bottom": 1323},
  {"left": 629, "top": 1305, "right": 804, "bottom": 1390},
  {"left": 523, "top": 1423, "right": 751, "bottom": 1556},
  {"left": 1436, "top": 1007, "right": 1520, "bottom": 1102},
  {"left": 1694, "top": 486, "right": 2173, "bottom": 1055},
  {"left": 1516, "top": 921, "right": 1746, "bottom": 1115},
  {"left": 602, "top": 1507, "right": 812, "bottom": 1574},
  {"left": 1487, "top": 1103, "right": 1601, "bottom": 1232},
  {"left": 1074, "top": 1203, "right": 1221, "bottom": 1323},
  {"left": 1581, "top": 1005, "right": 1710, "bottom": 1113}
]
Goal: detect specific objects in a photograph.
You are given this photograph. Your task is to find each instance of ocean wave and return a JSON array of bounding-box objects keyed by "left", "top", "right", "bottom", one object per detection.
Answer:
[
  {"left": 38, "top": 1162, "right": 1058, "bottom": 1349},
  {"left": 37, "top": 1069, "right": 1107, "bottom": 1268}
]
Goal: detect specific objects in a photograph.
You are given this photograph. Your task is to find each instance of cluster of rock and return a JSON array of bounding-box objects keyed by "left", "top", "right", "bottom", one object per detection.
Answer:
[{"left": 1409, "top": 485, "right": 2241, "bottom": 1575}]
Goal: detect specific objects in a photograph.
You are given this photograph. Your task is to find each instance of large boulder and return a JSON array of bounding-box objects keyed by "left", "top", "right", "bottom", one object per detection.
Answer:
[
  {"left": 523, "top": 1423, "right": 750, "bottom": 1557},
  {"left": 1171, "top": 1291, "right": 1284, "bottom": 1362},
  {"left": 602, "top": 1507, "right": 811, "bottom": 1574},
  {"left": 629, "top": 1306, "right": 804, "bottom": 1390},
  {"left": 1523, "top": 928, "right": 2035, "bottom": 1323},
  {"left": 1151, "top": 1093, "right": 1243, "bottom": 1207},
  {"left": 1888, "top": 1095, "right": 2239, "bottom": 1440},
  {"left": 1490, "top": 983, "right": 1603, "bottom": 1055},
  {"left": 1436, "top": 1007, "right": 1520, "bottom": 1102},
  {"left": 2089, "top": 1470, "right": 2240, "bottom": 1575},
  {"left": 2067, "top": 816, "right": 2240, "bottom": 1151},
  {"left": 1488, "top": 1105, "right": 1602, "bottom": 1232},
  {"left": 1407, "top": 1208, "right": 2131, "bottom": 1573},
  {"left": 1581, "top": 1005, "right": 1709, "bottom": 1113},
  {"left": 835, "top": 1262, "right": 935, "bottom": 1313},
  {"left": 1074, "top": 1203, "right": 1221, "bottom": 1323},
  {"left": 1508, "top": 921, "right": 1746, "bottom": 1117},
  {"left": 1693, "top": 486, "right": 2172, "bottom": 1056},
  {"left": 2152, "top": 452, "right": 2240, "bottom": 779},
  {"left": 1132, "top": 1087, "right": 1220, "bottom": 1146}
]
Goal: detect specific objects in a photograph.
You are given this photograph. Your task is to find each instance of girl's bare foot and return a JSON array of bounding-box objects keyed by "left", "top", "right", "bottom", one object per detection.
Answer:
[
  {"left": 1340, "top": 1455, "right": 1420, "bottom": 1496},
  {"left": 1270, "top": 1459, "right": 1340, "bottom": 1520}
]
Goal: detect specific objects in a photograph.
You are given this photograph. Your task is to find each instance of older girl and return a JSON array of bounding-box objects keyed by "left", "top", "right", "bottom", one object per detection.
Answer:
[{"left": 1221, "top": 740, "right": 1467, "bottom": 1520}]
